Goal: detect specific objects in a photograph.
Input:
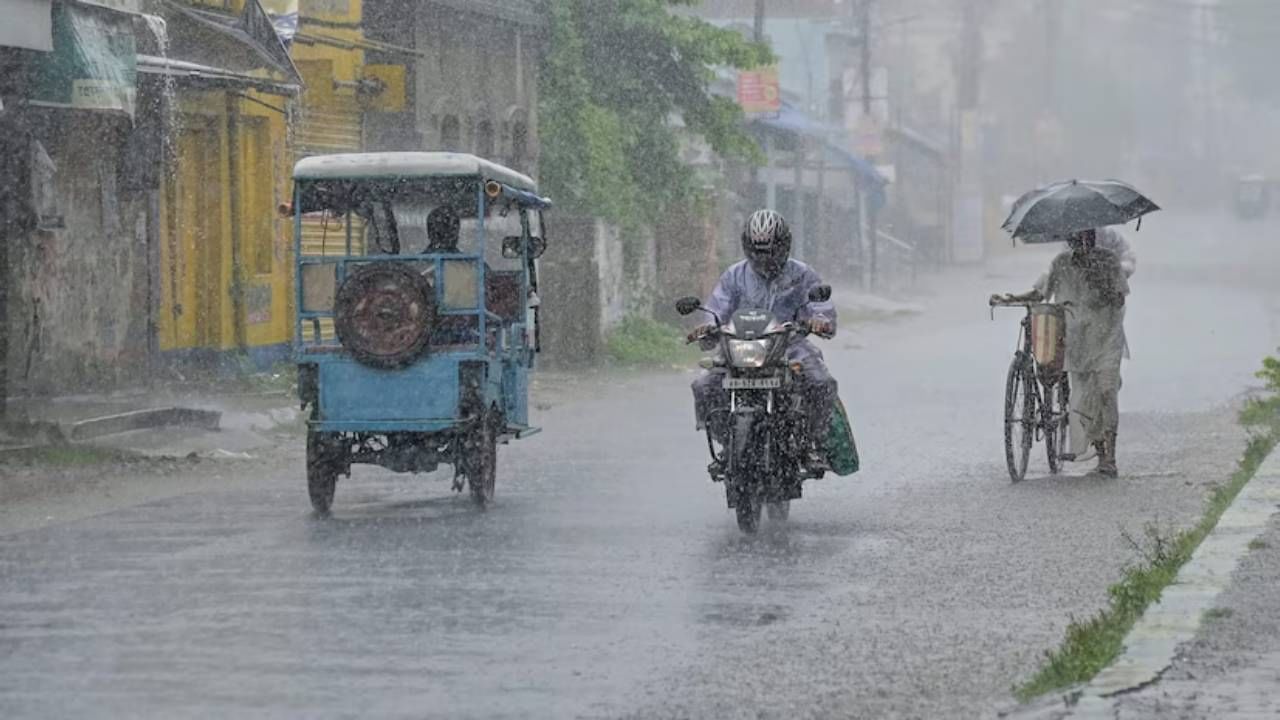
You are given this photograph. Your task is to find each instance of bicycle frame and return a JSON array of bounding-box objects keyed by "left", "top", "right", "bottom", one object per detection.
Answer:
[{"left": 994, "top": 301, "right": 1071, "bottom": 480}]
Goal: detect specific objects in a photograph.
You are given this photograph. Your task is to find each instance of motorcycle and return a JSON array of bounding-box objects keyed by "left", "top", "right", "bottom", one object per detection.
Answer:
[{"left": 675, "top": 284, "right": 832, "bottom": 533}]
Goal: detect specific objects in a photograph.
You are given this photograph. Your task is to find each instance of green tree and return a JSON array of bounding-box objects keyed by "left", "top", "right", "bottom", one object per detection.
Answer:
[
  {"left": 1241, "top": 353, "right": 1280, "bottom": 430},
  {"left": 539, "top": 0, "right": 771, "bottom": 227}
]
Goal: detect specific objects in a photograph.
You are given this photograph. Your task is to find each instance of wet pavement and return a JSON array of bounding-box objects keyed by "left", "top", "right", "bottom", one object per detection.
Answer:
[
  {"left": 1110, "top": 513, "right": 1280, "bottom": 720},
  {"left": 1, "top": 211, "right": 1278, "bottom": 718}
]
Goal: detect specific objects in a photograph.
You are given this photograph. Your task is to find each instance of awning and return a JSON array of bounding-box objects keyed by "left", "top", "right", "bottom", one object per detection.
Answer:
[
  {"left": 1, "top": 0, "right": 54, "bottom": 52},
  {"left": 258, "top": 0, "right": 297, "bottom": 43},
  {"left": 886, "top": 125, "right": 947, "bottom": 160},
  {"left": 136, "top": 54, "right": 298, "bottom": 96},
  {"left": 153, "top": 0, "right": 302, "bottom": 87},
  {"left": 29, "top": 2, "right": 137, "bottom": 117},
  {"left": 752, "top": 102, "right": 831, "bottom": 138},
  {"left": 751, "top": 102, "right": 889, "bottom": 189}
]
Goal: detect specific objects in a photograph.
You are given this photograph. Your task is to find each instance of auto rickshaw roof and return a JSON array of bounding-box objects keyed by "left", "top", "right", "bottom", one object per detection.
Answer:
[{"left": 293, "top": 152, "right": 539, "bottom": 194}]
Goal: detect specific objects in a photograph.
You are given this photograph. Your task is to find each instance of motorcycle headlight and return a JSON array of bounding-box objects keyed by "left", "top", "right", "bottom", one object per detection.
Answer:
[{"left": 727, "top": 339, "right": 770, "bottom": 368}]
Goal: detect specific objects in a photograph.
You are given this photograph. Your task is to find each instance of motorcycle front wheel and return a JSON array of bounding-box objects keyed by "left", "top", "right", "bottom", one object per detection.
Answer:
[{"left": 736, "top": 493, "right": 763, "bottom": 533}]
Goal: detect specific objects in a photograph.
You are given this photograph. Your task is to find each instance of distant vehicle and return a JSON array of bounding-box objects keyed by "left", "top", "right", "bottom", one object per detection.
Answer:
[
  {"left": 1233, "top": 174, "right": 1270, "bottom": 220},
  {"left": 289, "top": 152, "right": 551, "bottom": 513}
]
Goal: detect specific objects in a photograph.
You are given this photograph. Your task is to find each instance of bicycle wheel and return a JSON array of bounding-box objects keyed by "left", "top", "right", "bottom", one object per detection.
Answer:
[
  {"left": 1044, "top": 375, "right": 1069, "bottom": 475},
  {"left": 1004, "top": 356, "right": 1036, "bottom": 482}
]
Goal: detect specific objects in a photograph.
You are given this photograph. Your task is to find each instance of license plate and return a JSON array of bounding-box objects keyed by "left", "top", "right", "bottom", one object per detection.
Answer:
[{"left": 723, "top": 377, "right": 781, "bottom": 390}]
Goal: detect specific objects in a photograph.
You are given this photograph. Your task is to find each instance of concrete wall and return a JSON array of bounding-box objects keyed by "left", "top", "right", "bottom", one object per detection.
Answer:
[
  {"left": 414, "top": 2, "right": 540, "bottom": 174},
  {"left": 538, "top": 216, "right": 653, "bottom": 368},
  {"left": 5, "top": 111, "right": 152, "bottom": 396}
]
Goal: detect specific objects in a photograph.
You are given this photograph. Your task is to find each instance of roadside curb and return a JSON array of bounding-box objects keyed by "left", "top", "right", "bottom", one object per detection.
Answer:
[
  {"left": 64, "top": 407, "right": 221, "bottom": 442},
  {"left": 0, "top": 407, "right": 223, "bottom": 458},
  {"left": 1059, "top": 446, "right": 1280, "bottom": 718}
]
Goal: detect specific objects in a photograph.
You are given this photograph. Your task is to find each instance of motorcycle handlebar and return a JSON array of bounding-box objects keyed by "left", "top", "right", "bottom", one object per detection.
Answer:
[{"left": 687, "top": 322, "right": 813, "bottom": 345}]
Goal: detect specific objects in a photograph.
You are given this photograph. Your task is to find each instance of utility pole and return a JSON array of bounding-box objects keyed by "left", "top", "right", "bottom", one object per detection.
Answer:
[
  {"left": 952, "top": 0, "right": 985, "bottom": 264},
  {"left": 856, "top": 0, "right": 880, "bottom": 290},
  {"left": 750, "top": 0, "right": 767, "bottom": 209},
  {"left": 859, "top": 0, "right": 872, "bottom": 116}
]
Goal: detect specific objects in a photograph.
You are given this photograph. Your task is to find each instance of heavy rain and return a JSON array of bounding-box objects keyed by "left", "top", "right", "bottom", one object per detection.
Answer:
[{"left": 1, "top": 0, "right": 1279, "bottom": 717}]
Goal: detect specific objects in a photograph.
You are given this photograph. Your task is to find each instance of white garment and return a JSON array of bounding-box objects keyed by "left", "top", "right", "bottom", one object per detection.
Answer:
[
  {"left": 1035, "top": 228, "right": 1134, "bottom": 361},
  {"left": 1035, "top": 247, "right": 1129, "bottom": 455}
]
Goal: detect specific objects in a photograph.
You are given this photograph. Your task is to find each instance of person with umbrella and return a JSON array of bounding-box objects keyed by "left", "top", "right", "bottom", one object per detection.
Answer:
[{"left": 991, "top": 180, "right": 1159, "bottom": 477}]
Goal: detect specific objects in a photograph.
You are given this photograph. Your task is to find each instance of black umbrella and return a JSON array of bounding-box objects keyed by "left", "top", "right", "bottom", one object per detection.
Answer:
[{"left": 1001, "top": 179, "right": 1160, "bottom": 241}]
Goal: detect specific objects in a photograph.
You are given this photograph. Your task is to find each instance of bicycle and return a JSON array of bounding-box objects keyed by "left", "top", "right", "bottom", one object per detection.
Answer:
[{"left": 990, "top": 298, "right": 1072, "bottom": 482}]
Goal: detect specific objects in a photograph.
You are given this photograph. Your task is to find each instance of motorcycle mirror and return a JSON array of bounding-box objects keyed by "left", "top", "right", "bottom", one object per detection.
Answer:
[
  {"left": 808, "top": 284, "right": 832, "bottom": 303},
  {"left": 675, "top": 297, "right": 702, "bottom": 316}
]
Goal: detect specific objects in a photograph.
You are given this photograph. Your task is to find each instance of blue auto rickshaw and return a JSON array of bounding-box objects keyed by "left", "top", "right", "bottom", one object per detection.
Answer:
[{"left": 290, "top": 152, "right": 551, "bottom": 513}]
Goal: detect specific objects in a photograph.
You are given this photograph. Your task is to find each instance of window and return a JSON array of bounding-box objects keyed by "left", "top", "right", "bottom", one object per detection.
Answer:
[
  {"left": 511, "top": 120, "right": 528, "bottom": 165},
  {"left": 475, "top": 120, "right": 495, "bottom": 158},
  {"left": 440, "top": 115, "right": 461, "bottom": 150}
]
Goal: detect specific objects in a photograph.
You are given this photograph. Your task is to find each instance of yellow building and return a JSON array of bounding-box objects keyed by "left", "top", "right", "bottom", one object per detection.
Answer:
[
  {"left": 157, "top": 86, "right": 295, "bottom": 363},
  {"left": 149, "top": 0, "right": 302, "bottom": 367},
  {"left": 153, "top": 0, "right": 408, "bottom": 365}
]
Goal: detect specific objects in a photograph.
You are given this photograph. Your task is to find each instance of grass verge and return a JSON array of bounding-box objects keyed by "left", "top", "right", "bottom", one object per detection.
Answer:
[
  {"left": 1015, "top": 429, "right": 1278, "bottom": 701},
  {"left": 605, "top": 314, "right": 700, "bottom": 368}
]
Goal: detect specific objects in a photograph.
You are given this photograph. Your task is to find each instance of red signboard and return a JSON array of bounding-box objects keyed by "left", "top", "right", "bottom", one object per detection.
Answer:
[{"left": 737, "top": 67, "right": 780, "bottom": 114}]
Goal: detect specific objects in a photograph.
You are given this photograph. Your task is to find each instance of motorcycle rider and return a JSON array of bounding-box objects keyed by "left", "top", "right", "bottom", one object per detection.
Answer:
[{"left": 690, "top": 209, "right": 838, "bottom": 473}]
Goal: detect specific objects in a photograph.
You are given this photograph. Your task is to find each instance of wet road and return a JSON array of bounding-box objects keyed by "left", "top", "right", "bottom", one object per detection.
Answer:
[{"left": 1, "top": 212, "right": 1278, "bottom": 718}]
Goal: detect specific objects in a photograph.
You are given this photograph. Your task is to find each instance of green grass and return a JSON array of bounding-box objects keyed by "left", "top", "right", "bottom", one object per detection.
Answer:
[
  {"left": 1015, "top": 429, "right": 1278, "bottom": 701},
  {"left": 605, "top": 314, "right": 700, "bottom": 367},
  {"left": 1249, "top": 538, "right": 1270, "bottom": 551}
]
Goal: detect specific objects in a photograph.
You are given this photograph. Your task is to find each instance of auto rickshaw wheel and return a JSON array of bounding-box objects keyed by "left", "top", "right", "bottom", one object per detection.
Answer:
[
  {"left": 333, "top": 263, "right": 436, "bottom": 370},
  {"left": 464, "top": 412, "right": 499, "bottom": 508},
  {"left": 307, "top": 430, "right": 342, "bottom": 515}
]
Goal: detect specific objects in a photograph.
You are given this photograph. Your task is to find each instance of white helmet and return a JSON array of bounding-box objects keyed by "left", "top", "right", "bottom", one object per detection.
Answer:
[{"left": 741, "top": 209, "right": 792, "bottom": 278}]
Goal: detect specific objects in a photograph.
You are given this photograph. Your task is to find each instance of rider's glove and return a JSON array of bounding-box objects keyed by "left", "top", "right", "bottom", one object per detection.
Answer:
[
  {"left": 806, "top": 317, "right": 835, "bottom": 337},
  {"left": 687, "top": 324, "right": 715, "bottom": 343}
]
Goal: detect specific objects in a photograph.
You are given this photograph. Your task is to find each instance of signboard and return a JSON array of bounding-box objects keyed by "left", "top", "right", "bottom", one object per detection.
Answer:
[
  {"left": 852, "top": 113, "right": 883, "bottom": 158},
  {"left": 737, "top": 66, "right": 780, "bottom": 115},
  {"left": 31, "top": 3, "right": 136, "bottom": 118}
]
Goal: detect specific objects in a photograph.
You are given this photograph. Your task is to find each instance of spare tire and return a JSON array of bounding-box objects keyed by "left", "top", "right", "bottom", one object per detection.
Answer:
[{"left": 334, "top": 263, "right": 435, "bottom": 369}]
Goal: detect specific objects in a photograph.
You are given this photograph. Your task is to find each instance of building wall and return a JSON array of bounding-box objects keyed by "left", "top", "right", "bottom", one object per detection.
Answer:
[
  {"left": 6, "top": 111, "right": 152, "bottom": 395},
  {"left": 415, "top": 2, "right": 539, "bottom": 174},
  {"left": 157, "top": 89, "right": 293, "bottom": 364},
  {"left": 293, "top": 0, "right": 367, "bottom": 157}
]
